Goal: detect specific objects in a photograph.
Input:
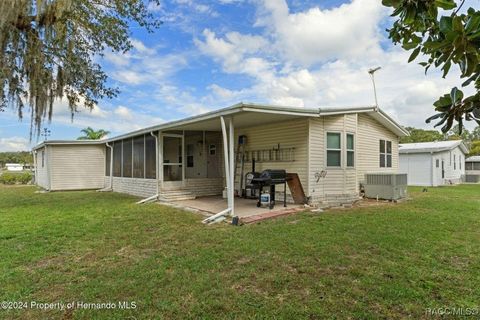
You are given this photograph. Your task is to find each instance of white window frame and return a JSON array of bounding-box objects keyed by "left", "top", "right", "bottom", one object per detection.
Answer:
[
  {"left": 346, "top": 133, "right": 355, "bottom": 168},
  {"left": 380, "top": 139, "right": 392, "bottom": 168},
  {"left": 326, "top": 131, "right": 342, "bottom": 168}
]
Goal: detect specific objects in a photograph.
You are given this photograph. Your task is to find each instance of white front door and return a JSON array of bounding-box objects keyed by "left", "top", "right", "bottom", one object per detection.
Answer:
[{"left": 433, "top": 157, "right": 445, "bottom": 186}]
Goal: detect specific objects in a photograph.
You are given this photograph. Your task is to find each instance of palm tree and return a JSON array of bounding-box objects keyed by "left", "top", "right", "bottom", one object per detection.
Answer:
[{"left": 77, "top": 127, "right": 110, "bottom": 140}]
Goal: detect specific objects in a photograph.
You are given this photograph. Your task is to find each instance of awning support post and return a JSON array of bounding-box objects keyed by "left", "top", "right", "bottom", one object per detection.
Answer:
[
  {"left": 204, "top": 116, "right": 235, "bottom": 224},
  {"left": 229, "top": 117, "right": 235, "bottom": 217},
  {"left": 220, "top": 116, "right": 231, "bottom": 211}
]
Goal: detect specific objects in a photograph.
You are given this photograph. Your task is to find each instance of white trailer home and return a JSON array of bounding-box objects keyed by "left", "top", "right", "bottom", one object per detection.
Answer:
[
  {"left": 5, "top": 163, "right": 24, "bottom": 172},
  {"left": 399, "top": 140, "right": 468, "bottom": 186},
  {"left": 32, "top": 103, "right": 408, "bottom": 217},
  {"left": 465, "top": 156, "right": 480, "bottom": 183}
]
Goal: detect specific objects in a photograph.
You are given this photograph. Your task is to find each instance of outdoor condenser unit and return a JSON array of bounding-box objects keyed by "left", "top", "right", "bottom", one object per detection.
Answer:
[{"left": 364, "top": 173, "right": 408, "bottom": 200}]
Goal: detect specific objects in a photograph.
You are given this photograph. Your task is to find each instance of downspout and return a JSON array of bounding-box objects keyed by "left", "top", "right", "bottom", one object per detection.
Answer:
[
  {"left": 151, "top": 131, "right": 160, "bottom": 196},
  {"left": 431, "top": 151, "right": 434, "bottom": 187},
  {"left": 137, "top": 131, "right": 159, "bottom": 204},
  {"left": 32, "top": 150, "right": 37, "bottom": 185},
  {"left": 106, "top": 142, "right": 114, "bottom": 190},
  {"left": 46, "top": 145, "right": 52, "bottom": 191}
]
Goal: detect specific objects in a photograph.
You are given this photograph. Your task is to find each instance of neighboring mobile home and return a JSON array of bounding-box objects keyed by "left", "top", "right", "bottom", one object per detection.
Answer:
[
  {"left": 465, "top": 156, "right": 480, "bottom": 183},
  {"left": 5, "top": 163, "right": 24, "bottom": 172},
  {"left": 32, "top": 103, "right": 408, "bottom": 215},
  {"left": 399, "top": 140, "right": 468, "bottom": 186}
]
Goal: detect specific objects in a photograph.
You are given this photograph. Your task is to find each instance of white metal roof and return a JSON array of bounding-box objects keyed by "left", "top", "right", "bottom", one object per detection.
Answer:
[
  {"left": 399, "top": 140, "right": 468, "bottom": 154},
  {"left": 466, "top": 156, "right": 480, "bottom": 162},
  {"left": 32, "top": 102, "right": 409, "bottom": 150}
]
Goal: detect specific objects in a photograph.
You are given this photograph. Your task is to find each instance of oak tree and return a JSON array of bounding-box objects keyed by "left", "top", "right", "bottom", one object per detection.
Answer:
[{"left": 0, "top": 0, "right": 161, "bottom": 138}]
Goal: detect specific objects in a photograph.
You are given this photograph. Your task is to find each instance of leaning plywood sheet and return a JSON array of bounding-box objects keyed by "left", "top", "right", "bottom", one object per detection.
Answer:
[{"left": 287, "top": 173, "right": 306, "bottom": 204}]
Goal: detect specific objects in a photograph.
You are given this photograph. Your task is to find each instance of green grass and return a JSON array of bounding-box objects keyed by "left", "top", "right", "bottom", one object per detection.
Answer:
[{"left": 0, "top": 185, "right": 479, "bottom": 319}]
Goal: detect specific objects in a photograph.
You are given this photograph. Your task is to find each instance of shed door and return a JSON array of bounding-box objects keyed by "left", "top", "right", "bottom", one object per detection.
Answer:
[{"left": 433, "top": 158, "right": 443, "bottom": 186}]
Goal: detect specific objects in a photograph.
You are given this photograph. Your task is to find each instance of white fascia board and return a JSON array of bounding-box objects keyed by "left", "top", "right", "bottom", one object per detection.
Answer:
[{"left": 241, "top": 107, "right": 319, "bottom": 117}]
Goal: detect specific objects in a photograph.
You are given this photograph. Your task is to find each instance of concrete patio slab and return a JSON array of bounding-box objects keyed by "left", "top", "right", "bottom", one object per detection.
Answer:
[{"left": 168, "top": 195, "right": 304, "bottom": 218}]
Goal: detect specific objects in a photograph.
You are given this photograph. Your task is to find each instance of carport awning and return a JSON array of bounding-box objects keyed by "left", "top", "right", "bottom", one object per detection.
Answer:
[
  {"left": 103, "top": 103, "right": 407, "bottom": 141},
  {"left": 32, "top": 102, "right": 409, "bottom": 150},
  {"left": 165, "top": 109, "right": 316, "bottom": 131}
]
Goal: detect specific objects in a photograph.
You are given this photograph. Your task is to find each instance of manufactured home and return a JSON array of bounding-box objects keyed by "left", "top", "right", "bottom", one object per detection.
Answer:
[
  {"left": 33, "top": 103, "right": 408, "bottom": 217},
  {"left": 5, "top": 163, "right": 24, "bottom": 172},
  {"left": 399, "top": 140, "right": 468, "bottom": 186},
  {"left": 465, "top": 156, "right": 480, "bottom": 183}
]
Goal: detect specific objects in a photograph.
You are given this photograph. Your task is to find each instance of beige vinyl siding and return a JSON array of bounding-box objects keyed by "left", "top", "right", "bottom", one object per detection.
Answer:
[
  {"left": 50, "top": 145, "right": 106, "bottom": 190},
  {"left": 205, "top": 131, "right": 224, "bottom": 179},
  {"left": 235, "top": 118, "right": 309, "bottom": 196},
  {"left": 357, "top": 113, "right": 399, "bottom": 183},
  {"left": 308, "top": 114, "right": 358, "bottom": 203},
  {"left": 35, "top": 146, "right": 49, "bottom": 189}
]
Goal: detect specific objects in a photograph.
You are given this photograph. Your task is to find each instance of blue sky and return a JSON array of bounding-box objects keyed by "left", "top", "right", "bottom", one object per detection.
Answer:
[{"left": 0, "top": 0, "right": 475, "bottom": 151}]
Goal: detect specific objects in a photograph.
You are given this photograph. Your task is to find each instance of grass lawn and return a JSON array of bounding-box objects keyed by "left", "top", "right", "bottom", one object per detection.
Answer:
[{"left": 0, "top": 185, "right": 479, "bottom": 319}]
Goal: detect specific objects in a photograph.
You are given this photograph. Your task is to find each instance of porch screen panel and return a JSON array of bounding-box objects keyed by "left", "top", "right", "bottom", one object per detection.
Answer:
[
  {"left": 105, "top": 146, "right": 111, "bottom": 176},
  {"left": 113, "top": 141, "right": 122, "bottom": 177},
  {"left": 133, "top": 135, "right": 145, "bottom": 178},
  {"left": 145, "top": 134, "right": 157, "bottom": 179},
  {"left": 123, "top": 139, "right": 133, "bottom": 177}
]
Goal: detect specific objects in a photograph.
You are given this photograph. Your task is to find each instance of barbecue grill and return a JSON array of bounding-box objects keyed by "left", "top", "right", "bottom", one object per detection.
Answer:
[
  {"left": 250, "top": 169, "right": 287, "bottom": 209},
  {"left": 244, "top": 171, "right": 261, "bottom": 198}
]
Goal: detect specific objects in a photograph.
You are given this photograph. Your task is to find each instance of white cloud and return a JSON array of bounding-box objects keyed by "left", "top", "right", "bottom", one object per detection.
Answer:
[
  {"left": 192, "top": 0, "right": 476, "bottom": 130},
  {"left": 147, "top": 1, "right": 163, "bottom": 12},
  {"left": 218, "top": 0, "right": 243, "bottom": 3},
  {"left": 104, "top": 51, "right": 130, "bottom": 67},
  {"left": 0, "top": 137, "right": 30, "bottom": 152},
  {"left": 113, "top": 70, "right": 147, "bottom": 85},
  {"left": 195, "top": 29, "right": 270, "bottom": 76},
  {"left": 172, "top": 0, "right": 218, "bottom": 17},
  {"left": 208, "top": 84, "right": 243, "bottom": 100},
  {"left": 256, "top": 0, "right": 386, "bottom": 66},
  {"left": 131, "top": 39, "right": 156, "bottom": 55},
  {"left": 48, "top": 98, "right": 165, "bottom": 134},
  {"left": 114, "top": 105, "right": 134, "bottom": 119}
]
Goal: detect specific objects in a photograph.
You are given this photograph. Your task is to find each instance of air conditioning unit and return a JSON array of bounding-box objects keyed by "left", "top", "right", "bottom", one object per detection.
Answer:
[{"left": 364, "top": 173, "right": 408, "bottom": 200}]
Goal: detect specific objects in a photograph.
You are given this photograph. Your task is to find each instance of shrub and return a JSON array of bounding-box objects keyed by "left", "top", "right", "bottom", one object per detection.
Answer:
[
  {"left": 18, "top": 172, "right": 33, "bottom": 184},
  {"left": 0, "top": 172, "right": 17, "bottom": 185},
  {"left": 0, "top": 171, "right": 33, "bottom": 185}
]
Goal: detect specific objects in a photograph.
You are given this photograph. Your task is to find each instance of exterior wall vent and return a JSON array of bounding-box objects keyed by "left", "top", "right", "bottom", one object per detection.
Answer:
[{"left": 364, "top": 173, "right": 408, "bottom": 200}]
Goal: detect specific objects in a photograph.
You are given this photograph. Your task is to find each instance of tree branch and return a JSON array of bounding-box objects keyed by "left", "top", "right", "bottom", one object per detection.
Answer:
[{"left": 453, "top": 0, "right": 466, "bottom": 15}]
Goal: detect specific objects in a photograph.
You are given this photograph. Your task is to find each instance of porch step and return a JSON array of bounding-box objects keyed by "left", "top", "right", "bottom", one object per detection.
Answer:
[{"left": 159, "top": 190, "right": 196, "bottom": 201}]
